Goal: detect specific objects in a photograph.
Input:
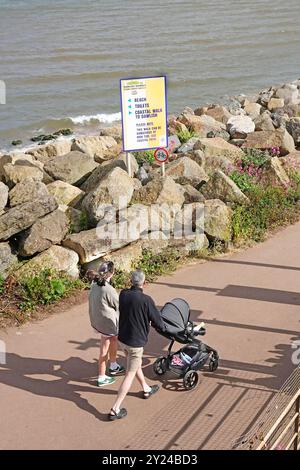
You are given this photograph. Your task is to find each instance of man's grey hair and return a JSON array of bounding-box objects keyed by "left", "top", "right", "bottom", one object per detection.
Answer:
[{"left": 131, "top": 269, "right": 145, "bottom": 287}]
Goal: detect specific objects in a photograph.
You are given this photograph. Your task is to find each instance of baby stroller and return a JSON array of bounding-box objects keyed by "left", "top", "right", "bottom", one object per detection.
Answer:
[{"left": 153, "top": 298, "right": 219, "bottom": 390}]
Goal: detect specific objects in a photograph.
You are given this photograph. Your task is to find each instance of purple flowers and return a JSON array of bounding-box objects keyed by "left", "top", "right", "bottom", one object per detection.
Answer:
[
  {"left": 235, "top": 159, "right": 263, "bottom": 178},
  {"left": 270, "top": 146, "right": 280, "bottom": 156}
]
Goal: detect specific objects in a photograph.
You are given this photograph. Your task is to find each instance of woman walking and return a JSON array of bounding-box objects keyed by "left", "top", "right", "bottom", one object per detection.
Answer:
[{"left": 88, "top": 261, "right": 125, "bottom": 387}]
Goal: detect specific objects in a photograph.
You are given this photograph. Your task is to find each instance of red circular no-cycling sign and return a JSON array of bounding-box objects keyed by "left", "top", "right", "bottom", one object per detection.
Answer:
[{"left": 154, "top": 147, "right": 169, "bottom": 163}]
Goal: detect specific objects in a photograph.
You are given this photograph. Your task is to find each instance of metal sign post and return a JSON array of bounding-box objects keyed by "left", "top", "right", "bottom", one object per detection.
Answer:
[
  {"left": 154, "top": 147, "right": 169, "bottom": 177},
  {"left": 126, "top": 152, "right": 132, "bottom": 177}
]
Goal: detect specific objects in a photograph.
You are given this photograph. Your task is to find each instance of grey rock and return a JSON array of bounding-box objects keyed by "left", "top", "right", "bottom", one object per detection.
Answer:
[
  {"left": 0, "top": 242, "right": 18, "bottom": 278},
  {"left": 0, "top": 194, "right": 57, "bottom": 241},
  {"left": 0, "top": 182, "right": 9, "bottom": 212},
  {"left": 18, "top": 209, "right": 70, "bottom": 257},
  {"left": 9, "top": 179, "right": 49, "bottom": 207},
  {"left": 44, "top": 151, "right": 98, "bottom": 186}
]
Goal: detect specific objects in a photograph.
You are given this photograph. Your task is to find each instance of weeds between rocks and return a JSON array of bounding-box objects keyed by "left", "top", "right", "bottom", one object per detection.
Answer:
[
  {"left": 176, "top": 128, "right": 197, "bottom": 144},
  {"left": 229, "top": 149, "right": 300, "bottom": 244}
]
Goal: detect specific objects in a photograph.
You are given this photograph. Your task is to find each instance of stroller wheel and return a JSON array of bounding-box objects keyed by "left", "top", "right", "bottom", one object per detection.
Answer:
[
  {"left": 183, "top": 370, "right": 199, "bottom": 390},
  {"left": 209, "top": 357, "right": 219, "bottom": 372},
  {"left": 153, "top": 357, "right": 167, "bottom": 376}
]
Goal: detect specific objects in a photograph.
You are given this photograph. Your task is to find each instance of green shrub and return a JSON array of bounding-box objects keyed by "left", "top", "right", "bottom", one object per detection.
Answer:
[
  {"left": 230, "top": 171, "right": 258, "bottom": 193},
  {"left": 232, "top": 184, "right": 299, "bottom": 243},
  {"left": 132, "top": 150, "right": 155, "bottom": 165},
  {"left": 79, "top": 211, "right": 89, "bottom": 231},
  {"left": 240, "top": 148, "right": 270, "bottom": 169},
  {"left": 111, "top": 248, "right": 186, "bottom": 290},
  {"left": 230, "top": 149, "right": 270, "bottom": 190},
  {"left": 135, "top": 248, "right": 184, "bottom": 281},
  {"left": 111, "top": 270, "right": 131, "bottom": 290},
  {"left": 19, "top": 269, "right": 85, "bottom": 311},
  {"left": 176, "top": 128, "right": 196, "bottom": 144}
]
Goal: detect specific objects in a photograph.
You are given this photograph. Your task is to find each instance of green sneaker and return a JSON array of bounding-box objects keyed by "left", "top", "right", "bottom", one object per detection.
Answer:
[{"left": 97, "top": 376, "right": 116, "bottom": 387}]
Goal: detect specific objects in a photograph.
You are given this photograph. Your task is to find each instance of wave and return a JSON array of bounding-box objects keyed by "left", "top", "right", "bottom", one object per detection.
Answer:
[{"left": 69, "top": 112, "right": 121, "bottom": 125}]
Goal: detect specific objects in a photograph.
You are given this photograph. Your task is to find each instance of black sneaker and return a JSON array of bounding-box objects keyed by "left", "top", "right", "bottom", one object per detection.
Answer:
[{"left": 109, "top": 365, "right": 126, "bottom": 376}]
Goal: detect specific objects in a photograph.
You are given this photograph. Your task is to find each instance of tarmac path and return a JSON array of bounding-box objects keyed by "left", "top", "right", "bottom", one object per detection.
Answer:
[{"left": 1, "top": 221, "right": 300, "bottom": 450}]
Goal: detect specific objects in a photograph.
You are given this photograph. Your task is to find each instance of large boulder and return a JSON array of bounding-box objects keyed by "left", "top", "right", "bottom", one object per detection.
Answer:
[
  {"left": 180, "top": 184, "right": 205, "bottom": 203},
  {"left": 64, "top": 207, "right": 88, "bottom": 234},
  {"left": 267, "top": 98, "right": 285, "bottom": 111},
  {"left": 194, "top": 137, "right": 244, "bottom": 161},
  {"left": 275, "top": 84, "right": 300, "bottom": 105},
  {"left": 0, "top": 182, "right": 8, "bottom": 212},
  {"left": 47, "top": 180, "right": 84, "bottom": 207},
  {"left": 0, "top": 194, "right": 57, "bottom": 241},
  {"left": 204, "top": 199, "right": 232, "bottom": 242},
  {"left": 226, "top": 115, "right": 255, "bottom": 138},
  {"left": 0, "top": 242, "right": 17, "bottom": 278},
  {"left": 280, "top": 151, "right": 300, "bottom": 173},
  {"left": 168, "top": 116, "right": 188, "bottom": 136},
  {"left": 227, "top": 99, "right": 246, "bottom": 116},
  {"left": 242, "top": 129, "right": 295, "bottom": 156},
  {"left": 187, "top": 149, "right": 205, "bottom": 167},
  {"left": 99, "top": 125, "right": 123, "bottom": 142},
  {"left": 254, "top": 112, "right": 275, "bottom": 131},
  {"left": 44, "top": 151, "right": 98, "bottom": 185},
  {"left": 271, "top": 109, "right": 290, "bottom": 130},
  {"left": 9, "top": 179, "right": 49, "bottom": 207},
  {"left": 179, "top": 113, "right": 225, "bottom": 136},
  {"left": 206, "top": 129, "right": 231, "bottom": 141},
  {"left": 201, "top": 170, "right": 249, "bottom": 204},
  {"left": 164, "top": 157, "right": 209, "bottom": 187},
  {"left": 173, "top": 203, "right": 209, "bottom": 252},
  {"left": 118, "top": 203, "right": 179, "bottom": 240},
  {"left": 286, "top": 118, "right": 300, "bottom": 145},
  {"left": 83, "top": 241, "right": 144, "bottom": 273},
  {"left": 244, "top": 102, "right": 262, "bottom": 120},
  {"left": 81, "top": 159, "right": 126, "bottom": 193},
  {"left": 18, "top": 209, "right": 70, "bottom": 257},
  {"left": 170, "top": 233, "right": 209, "bottom": 254},
  {"left": 178, "top": 137, "right": 200, "bottom": 154},
  {"left": 82, "top": 167, "right": 134, "bottom": 224},
  {"left": 133, "top": 176, "right": 185, "bottom": 206},
  {"left": 203, "top": 154, "right": 234, "bottom": 175},
  {"left": 71, "top": 136, "right": 118, "bottom": 163},
  {"left": 260, "top": 157, "right": 290, "bottom": 187},
  {"left": 258, "top": 88, "right": 275, "bottom": 106},
  {"left": 195, "top": 105, "right": 232, "bottom": 124},
  {"left": 2, "top": 162, "right": 44, "bottom": 189},
  {"left": 62, "top": 227, "right": 131, "bottom": 264},
  {"left": 26, "top": 140, "right": 72, "bottom": 164},
  {"left": 0, "top": 153, "right": 42, "bottom": 175},
  {"left": 115, "top": 152, "right": 139, "bottom": 177},
  {"left": 16, "top": 245, "right": 79, "bottom": 279}
]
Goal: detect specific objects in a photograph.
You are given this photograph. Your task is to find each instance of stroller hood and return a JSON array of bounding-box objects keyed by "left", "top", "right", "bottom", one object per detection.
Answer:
[{"left": 160, "top": 298, "right": 190, "bottom": 335}]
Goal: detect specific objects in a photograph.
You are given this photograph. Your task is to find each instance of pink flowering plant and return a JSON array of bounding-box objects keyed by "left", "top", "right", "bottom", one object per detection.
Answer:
[{"left": 230, "top": 149, "right": 270, "bottom": 193}]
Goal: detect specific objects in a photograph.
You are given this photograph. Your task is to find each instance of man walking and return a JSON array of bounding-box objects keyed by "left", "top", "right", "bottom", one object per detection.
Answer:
[{"left": 108, "top": 269, "right": 166, "bottom": 421}]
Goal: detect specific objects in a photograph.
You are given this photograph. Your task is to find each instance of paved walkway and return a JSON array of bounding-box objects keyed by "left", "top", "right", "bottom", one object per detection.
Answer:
[{"left": 1, "top": 222, "right": 300, "bottom": 450}]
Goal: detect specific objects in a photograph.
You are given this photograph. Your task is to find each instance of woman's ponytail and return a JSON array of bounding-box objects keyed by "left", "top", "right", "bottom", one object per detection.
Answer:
[{"left": 86, "top": 261, "right": 115, "bottom": 287}]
